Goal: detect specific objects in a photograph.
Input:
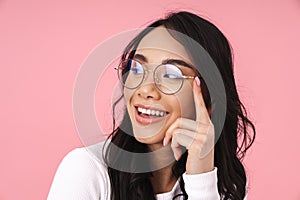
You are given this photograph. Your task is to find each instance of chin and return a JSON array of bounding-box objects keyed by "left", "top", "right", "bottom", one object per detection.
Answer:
[
  {"left": 132, "top": 128, "right": 164, "bottom": 144},
  {"left": 129, "top": 113, "right": 171, "bottom": 142}
]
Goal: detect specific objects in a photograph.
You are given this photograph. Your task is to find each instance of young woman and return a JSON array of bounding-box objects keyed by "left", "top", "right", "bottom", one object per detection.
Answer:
[{"left": 48, "top": 11, "right": 256, "bottom": 200}]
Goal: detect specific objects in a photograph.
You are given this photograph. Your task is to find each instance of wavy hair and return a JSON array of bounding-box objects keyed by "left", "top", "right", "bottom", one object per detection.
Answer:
[{"left": 103, "top": 11, "right": 256, "bottom": 200}]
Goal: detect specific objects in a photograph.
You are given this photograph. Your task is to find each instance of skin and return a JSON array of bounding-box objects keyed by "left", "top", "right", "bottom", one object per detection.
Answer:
[{"left": 123, "top": 27, "right": 215, "bottom": 194}]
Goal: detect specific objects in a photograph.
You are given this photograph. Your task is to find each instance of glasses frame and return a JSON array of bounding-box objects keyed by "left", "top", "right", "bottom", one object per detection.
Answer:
[{"left": 115, "top": 59, "right": 197, "bottom": 95}]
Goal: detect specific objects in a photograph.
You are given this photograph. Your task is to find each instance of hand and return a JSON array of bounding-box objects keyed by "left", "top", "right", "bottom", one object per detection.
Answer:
[{"left": 163, "top": 77, "right": 215, "bottom": 174}]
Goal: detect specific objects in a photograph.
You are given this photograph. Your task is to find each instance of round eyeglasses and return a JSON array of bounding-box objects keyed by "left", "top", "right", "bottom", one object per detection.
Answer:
[{"left": 115, "top": 59, "right": 196, "bottom": 94}]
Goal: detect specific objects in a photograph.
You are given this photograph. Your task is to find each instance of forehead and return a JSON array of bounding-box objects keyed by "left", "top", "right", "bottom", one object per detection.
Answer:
[{"left": 136, "top": 27, "right": 192, "bottom": 63}]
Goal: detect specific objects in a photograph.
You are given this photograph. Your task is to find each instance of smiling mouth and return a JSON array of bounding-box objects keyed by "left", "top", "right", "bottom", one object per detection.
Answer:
[
  {"left": 134, "top": 106, "right": 169, "bottom": 125},
  {"left": 137, "top": 106, "right": 168, "bottom": 117}
]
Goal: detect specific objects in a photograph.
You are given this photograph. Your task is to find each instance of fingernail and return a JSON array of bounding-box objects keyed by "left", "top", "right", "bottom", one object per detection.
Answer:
[
  {"left": 195, "top": 77, "right": 201, "bottom": 86},
  {"left": 163, "top": 137, "right": 166, "bottom": 146}
]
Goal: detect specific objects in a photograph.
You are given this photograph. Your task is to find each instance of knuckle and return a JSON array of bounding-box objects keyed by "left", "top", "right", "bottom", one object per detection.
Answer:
[
  {"left": 196, "top": 135, "right": 204, "bottom": 145},
  {"left": 173, "top": 131, "right": 178, "bottom": 138},
  {"left": 165, "top": 129, "right": 173, "bottom": 138},
  {"left": 190, "top": 143, "right": 202, "bottom": 153},
  {"left": 195, "top": 145, "right": 202, "bottom": 153},
  {"left": 195, "top": 136, "right": 205, "bottom": 148},
  {"left": 175, "top": 118, "right": 182, "bottom": 126},
  {"left": 171, "top": 139, "right": 177, "bottom": 148},
  {"left": 209, "top": 121, "right": 214, "bottom": 129},
  {"left": 202, "top": 135, "right": 208, "bottom": 144}
]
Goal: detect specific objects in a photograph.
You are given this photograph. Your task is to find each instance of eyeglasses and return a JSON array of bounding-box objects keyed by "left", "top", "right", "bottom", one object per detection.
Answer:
[{"left": 115, "top": 59, "right": 196, "bottom": 94}]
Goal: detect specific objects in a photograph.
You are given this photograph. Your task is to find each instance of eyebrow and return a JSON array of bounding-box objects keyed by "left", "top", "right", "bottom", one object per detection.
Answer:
[{"left": 133, "top": 53, "right": 194, "bottom": 69}]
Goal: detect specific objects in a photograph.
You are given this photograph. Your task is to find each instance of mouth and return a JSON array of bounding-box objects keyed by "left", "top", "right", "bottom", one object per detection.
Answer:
[{"left": 134, "top": 104, "right": 169, "bottom": 125}]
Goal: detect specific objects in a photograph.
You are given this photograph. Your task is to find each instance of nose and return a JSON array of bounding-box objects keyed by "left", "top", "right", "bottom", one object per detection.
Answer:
[{"left": 137, "top": 71, "right": 161, "bottom": 99}]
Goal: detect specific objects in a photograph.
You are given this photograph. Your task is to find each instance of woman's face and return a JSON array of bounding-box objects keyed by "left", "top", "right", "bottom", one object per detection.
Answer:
[{"left": 124, "top": 27, "right": 197, "bottom": 150}]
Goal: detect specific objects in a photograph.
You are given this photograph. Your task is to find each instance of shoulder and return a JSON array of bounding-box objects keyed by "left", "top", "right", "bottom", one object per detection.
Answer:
[
  {"left": 47, "top": 140, "right": 111, "bottom": 200},
  {"left": 57, "top": 140, "right": 109, "bottom": 176}
]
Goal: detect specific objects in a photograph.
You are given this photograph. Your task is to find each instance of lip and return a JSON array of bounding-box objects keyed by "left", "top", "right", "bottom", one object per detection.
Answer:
[{"left": 133, "top": 103, "right": 169, "bottom": 125}]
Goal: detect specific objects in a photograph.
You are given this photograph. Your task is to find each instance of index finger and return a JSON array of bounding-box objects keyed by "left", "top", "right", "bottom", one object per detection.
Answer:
[{"left": 193, "top": 77, "right": 210, "bottom": 124}]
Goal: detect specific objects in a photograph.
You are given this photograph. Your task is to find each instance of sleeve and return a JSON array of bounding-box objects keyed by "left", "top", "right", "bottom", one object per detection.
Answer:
[
  {"left": 182, "top": 167, "right": 220, "bottom": 200},
  {"left": 47, "top": 148, "right": 107, "bottom": 200}
]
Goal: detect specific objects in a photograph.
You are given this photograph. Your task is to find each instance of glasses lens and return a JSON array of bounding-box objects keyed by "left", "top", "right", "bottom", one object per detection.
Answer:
[
  {"left": 118, "top": 59, "right": 144, "bottom": 89},
  {"left": 155, "top": 64, "right": 184, "bottom": 94}
]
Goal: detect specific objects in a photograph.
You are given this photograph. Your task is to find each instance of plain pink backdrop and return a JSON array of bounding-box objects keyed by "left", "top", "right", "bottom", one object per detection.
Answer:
[{"left": 1, "top": 0, "right": 300, "bottom": 199}]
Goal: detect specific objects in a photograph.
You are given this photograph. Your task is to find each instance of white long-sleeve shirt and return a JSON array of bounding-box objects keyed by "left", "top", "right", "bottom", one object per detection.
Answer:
[{"left": 47, "top": 140, "right": 220, "bottom": 200}]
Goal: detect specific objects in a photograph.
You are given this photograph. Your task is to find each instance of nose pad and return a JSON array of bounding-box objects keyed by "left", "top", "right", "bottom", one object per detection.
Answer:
[
  {"left": 154, "top": 77, "right": 160, "bottom": 85},
  {"left": 141, "top": 69, "right": 156, "bottom": 85},
  {"left": 137, "top": 70, "right": 161, "bottom": 99}
]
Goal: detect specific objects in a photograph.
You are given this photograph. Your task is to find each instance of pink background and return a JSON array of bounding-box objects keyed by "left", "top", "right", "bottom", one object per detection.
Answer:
[{"left": 1, "top": 0, "right": 300, "bottom": 199}]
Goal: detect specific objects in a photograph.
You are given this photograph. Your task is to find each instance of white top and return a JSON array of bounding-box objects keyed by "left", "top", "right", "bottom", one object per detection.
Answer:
[{"left": 47, "top": 140, "right": 221, "bottom": 200}]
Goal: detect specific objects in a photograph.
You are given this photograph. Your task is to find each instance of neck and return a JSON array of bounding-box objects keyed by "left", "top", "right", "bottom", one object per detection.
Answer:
[
  {"left": 150, "top": 163, "right": 177, "bottom": 194},
  {"left": 147, "top": 143, "right": 178, "bottom": 194}
]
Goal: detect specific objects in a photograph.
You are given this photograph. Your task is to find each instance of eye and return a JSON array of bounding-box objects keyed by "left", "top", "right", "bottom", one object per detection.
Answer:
[
  {"left": 163, "top": 64, "right": 183, "bottom": 79},
  {"left": 129, "top": 60, "right": 143, "bottom": 75},
  {"left": 163, "top": 73, "right": 182, "bottom": 79}
]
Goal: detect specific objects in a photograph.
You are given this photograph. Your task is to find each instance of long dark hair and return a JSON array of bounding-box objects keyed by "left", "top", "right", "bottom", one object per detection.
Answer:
[{"left": 103, "top": 11, "right": 256, "bottom": 200}]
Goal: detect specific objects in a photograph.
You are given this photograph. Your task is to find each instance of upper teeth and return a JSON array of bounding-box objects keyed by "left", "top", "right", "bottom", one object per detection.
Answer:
[{"left": 137, "top": 107, "right": 166, "bottom": 117}]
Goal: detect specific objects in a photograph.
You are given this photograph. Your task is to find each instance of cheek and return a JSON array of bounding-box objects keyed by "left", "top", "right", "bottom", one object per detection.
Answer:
[
  {"left": 174, "top": 86, "right": 196, "bottom": 119},
  {"left": 124, "top": 88, "right": 133, "bottom": 106},
  {"left": 123, "top": 88, "right": 135, "bottom": 120}
]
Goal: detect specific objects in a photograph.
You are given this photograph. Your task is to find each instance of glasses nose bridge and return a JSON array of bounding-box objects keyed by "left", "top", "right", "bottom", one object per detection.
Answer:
[{"left": 142, "top": 65, "right": 159, "bottom": 85}]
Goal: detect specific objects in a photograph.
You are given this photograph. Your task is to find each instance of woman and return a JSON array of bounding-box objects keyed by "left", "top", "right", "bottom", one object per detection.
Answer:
[{"left": 48, "top": 11, "right": 256, "bottom": 200}]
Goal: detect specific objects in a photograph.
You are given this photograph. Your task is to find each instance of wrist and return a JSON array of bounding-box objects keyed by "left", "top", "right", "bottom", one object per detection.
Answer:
[{"left": 186, "top": 149, "right": 214, "bottom": 174}]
